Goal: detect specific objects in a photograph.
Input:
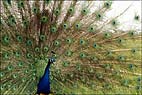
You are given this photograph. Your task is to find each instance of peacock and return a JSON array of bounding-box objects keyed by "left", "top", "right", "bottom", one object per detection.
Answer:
[{"left": 0, "top": 0, "right": 141, "bottom": 94}]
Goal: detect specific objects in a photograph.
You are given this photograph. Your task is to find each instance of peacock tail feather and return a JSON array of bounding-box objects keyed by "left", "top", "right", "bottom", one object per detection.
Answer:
[{"left": 0, "top": 0, "right": 141, "bottom": 94}]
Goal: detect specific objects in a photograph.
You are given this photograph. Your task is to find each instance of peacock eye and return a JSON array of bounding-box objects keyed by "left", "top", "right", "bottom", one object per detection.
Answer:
[
  {"left": 63, "top": 23, "right": 68, "bottom": 29},
  {"left": 111, "top": 20, "right": 117, "bottom": 26},
  {"left": 25, "top": 70, "right": 29, "bottom": 74},
  {"left": 35, "top": 47, "right": 40, "bottom": 52},
  {"left": 66, "top": 38, "right": 72, "bottom": 44},
  {"left": 117, "top": 38, "right": 123, "bottom": 43},
  {"left": 0, "top": 85, "right": 4, "bottom": 90},
  {"left": 0, "top": 72, "right": 4, "bottom": 77},
  {"left": 64, "top": 24, "right": 66, "bottom": 27},
  {"left": 83, "top": 9, "right": 86, "bottom": 12},
  {"left": 32, "top": 7, "right": 39, "bottom": 14},
  {"left": 51, "top": 27, "right": 57, "bottom": 33},
  {"left": 95, "top": 12, "right": 103, "bottom": 20},
  {"left": 88, "top": 26, "right": 95, "bottom": 32},
  {"left": 128, "top": 64, "right": 134, "bottom": 69},
  {"left": 80, "top": 53, "right": 86, "bottom": 58},
  {"left": 131, "top": 32, "right": 134, "bottom": 35},
  {"left": 7, "top": 65, "right": 13, "bottom": 71},
  {"left": 75, "top": 23, "right": 81, "bottom": 29},
  {"left": 118, "top": 55, "right": 125, "bottom": 61},
  {"left": 137, "top": 77, "right": 141, "bottom": 82},
  {"left": 136, "top": 85, "right": 141, "bottom": 90},
  {"left": 104, "top": 2, "right": 112, "bottom": 8},
  {"left": 62, "top": 61, "right": 70, "bottom": 67},
  {"left": 18, "top": 61, "right": 23, "bottom": 67},
  {"left": 52, "top": 28, "right": 55, "bottom": 31},
  {"left": 106, "top": 51, "right": 112, "bottom": 56},
  {"left": 12, "top": 74, "right": 17, "bottom": 78},
  {"left": 136, "top": 16, "right": 139, "bottom": 19},
  {"left": 69, "top": 8, "right": 73, "bottom": 12},
  {"left": 54, "top": 9, "right": 60, "bottom": 16},
  {"left": 131, "top": 48, "right": 136, "bottom": 53},
  {"left": 6, "top": 0, "right": 11, "bottom": 5},
  {"left": 8, "top": 15, "right": 16, "bottom": 25},
  {"left": 104, "top": 33, "right": 111, "bottom": 38},
  {"left": 41, "top": 16, "right": 48, "bottom": 23},
  {"left": 14, "top": 51, "right": 21, "bottom": 57},
  {"left": 82, "top": 9, "right": 86, "bottom": 13},
  {"left": 81, "top": 8, "right": 88, "bottom": 15},
  {"left": 134, "top": 15, "right": 139, "bottom": 21},
  {"left": 129, "top": 31, "right": 135, "bottom": 36},
  {"left": 40, "top": 35, "right": 46, "bottom": 41},
  {"left": 3, "top": 52, "right": 10, "bottom": 59},
  {"left": 113, "top": 21, "right": 115, "bottom": 24},
  {"left": 103, "top": 64, "right": 110, "bottom": 69},
  {"left": 16, "top": 35, "right": 23, "bottom": 42},
  {"left": 98, "top": 14, "right": 101, "bottom": 18},
  {"left": 80, "top": 39, "right": 85, "bottom": 45},
  {"left": 17, "top": 36, "right": 22, "bottom": 40},
  {"left": 105, "top": 33, "right": 108, "bottom": 36},
  {"left": 18, "top": 1, "right": 24, "bottom": 8},
  {"left": 11, "top": 19, "right": 15, "bottom": 23},
  {"left": 68, "top": 7, "right": 74, "bottom": 14},
  {"left": 93, "top": 43, "right": 98, "bottom": 48},
  {"left": 26, "top": 40, "right": 32, "bottom": 46},
  {"left": 43, "top": 46, "right": 49, "bottom": 52},
  {"left": 106, "top": 3, "right": 109, "bottom": 6},
  {"left": 23, "top": 20, "right": 29, "bottom": 27},
  {"left": 65, "top": 50, "right": 72, "bottom": 57},
  {"left": 56, "top": 10, "right": 59, "bottom": 13},
  {"left": 3, "top": 35, "right": 10, "bottom": 44},
  {"left": 21, "top": 2, "right": 23, "bottom": 5},
  {"left": 26, "top": 53, "right": 32, "bottom": 59},
  {"left": 54, "top": 40, "right": 60, "bottom": 46}
]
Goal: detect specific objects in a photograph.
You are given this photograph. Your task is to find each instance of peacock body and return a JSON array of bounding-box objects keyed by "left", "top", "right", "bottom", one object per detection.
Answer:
[{"left": 0, "top": 0, "right": 141, "bottom": 94}]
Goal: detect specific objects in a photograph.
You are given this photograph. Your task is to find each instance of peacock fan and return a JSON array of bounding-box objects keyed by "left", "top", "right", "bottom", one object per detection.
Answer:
[{"left": 0, "top": 0, "right": 141, "bottom": 95}]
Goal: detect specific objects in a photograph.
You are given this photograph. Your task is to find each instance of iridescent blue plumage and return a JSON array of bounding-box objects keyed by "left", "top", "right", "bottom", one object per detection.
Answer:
[{"left": 37, "top": 57, "right": 55, "bottom": 94}]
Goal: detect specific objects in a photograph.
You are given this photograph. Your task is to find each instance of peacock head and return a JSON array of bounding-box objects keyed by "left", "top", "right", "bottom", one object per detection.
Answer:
[{"left": 49, "top": 51, "right": 56, "bottom": 64}]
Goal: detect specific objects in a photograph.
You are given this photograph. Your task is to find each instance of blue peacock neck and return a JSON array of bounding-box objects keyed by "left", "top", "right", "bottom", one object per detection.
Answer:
[
  {"left": 42, "top": 62, "right": 51, "bottom": 80},
  {"left": 37, "top": 61, "right": 51, "bottom": 94}
]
